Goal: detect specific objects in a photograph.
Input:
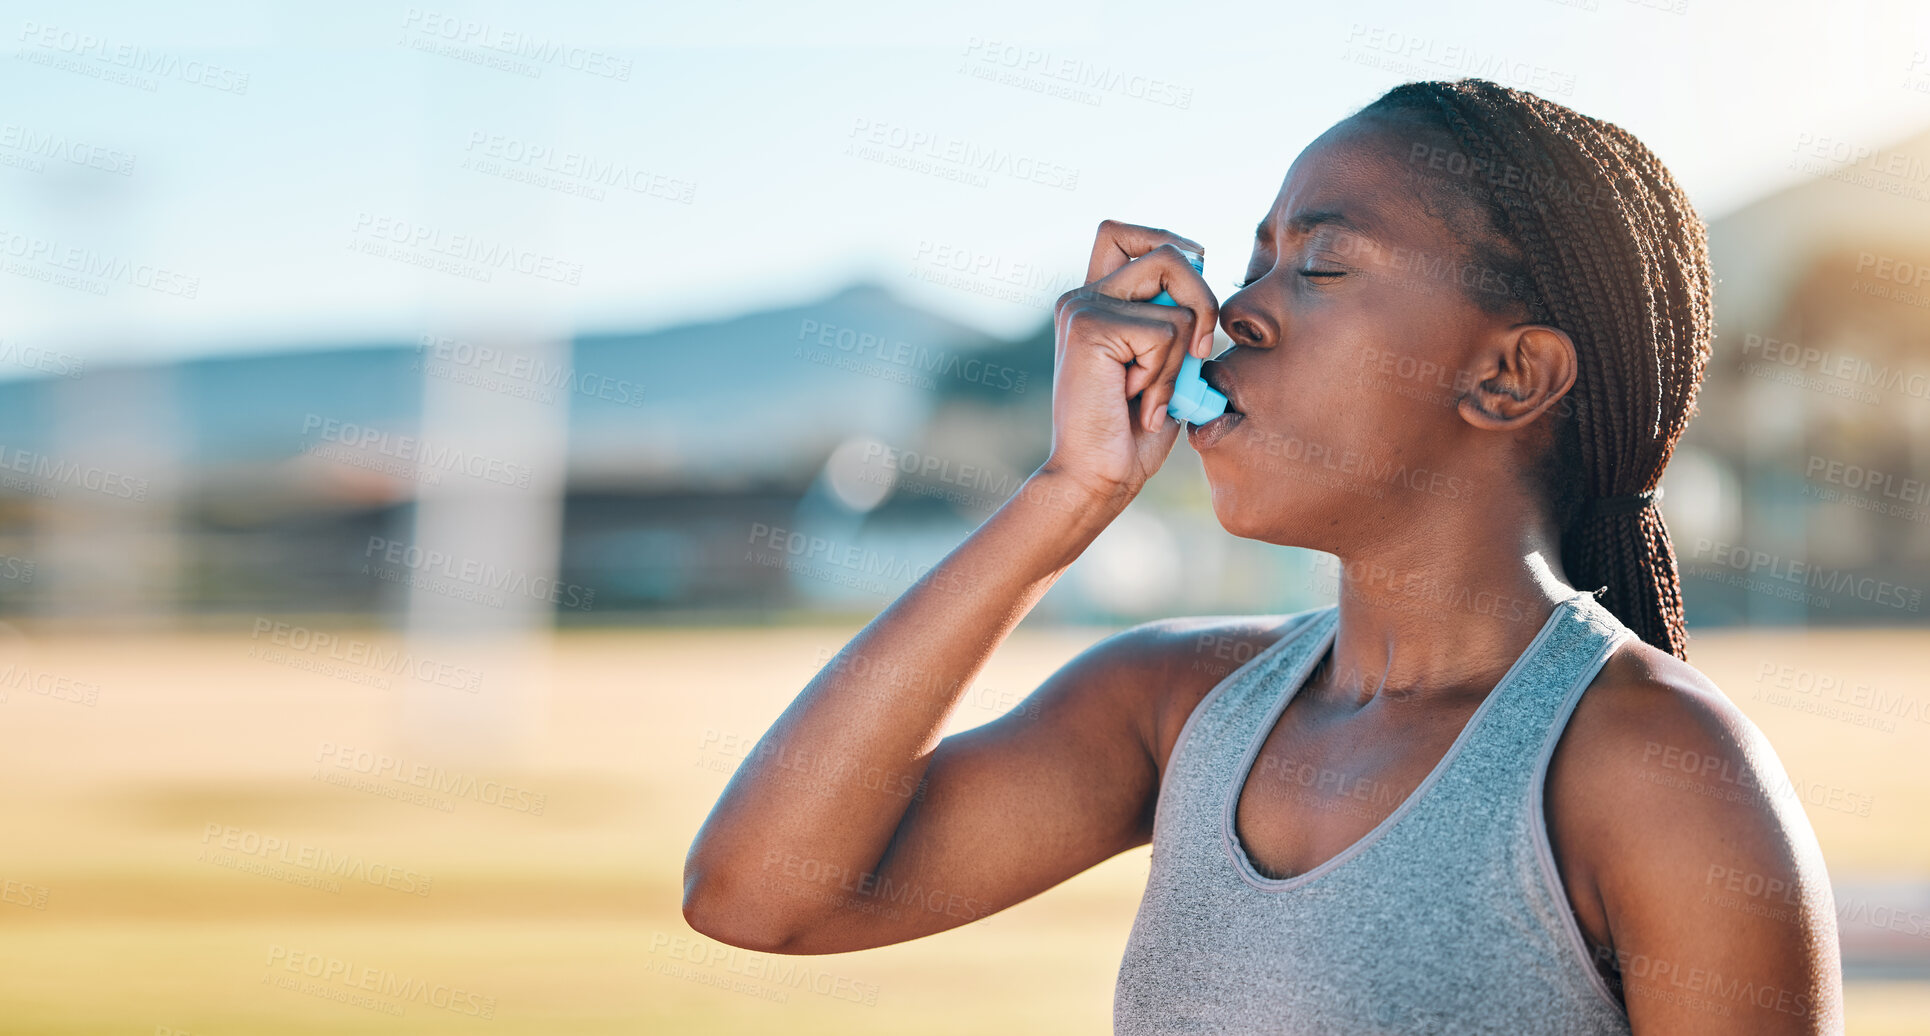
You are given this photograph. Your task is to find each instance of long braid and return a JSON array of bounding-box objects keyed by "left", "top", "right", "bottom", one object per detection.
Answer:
[{"left": 1361, "top": 80, "right": 1713, "bottom": 659}]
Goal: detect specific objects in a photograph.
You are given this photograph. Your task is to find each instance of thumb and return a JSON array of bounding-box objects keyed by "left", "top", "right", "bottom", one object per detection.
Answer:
[{"left": 1132, "top": 399, "right": 1185, "bottom": 460}]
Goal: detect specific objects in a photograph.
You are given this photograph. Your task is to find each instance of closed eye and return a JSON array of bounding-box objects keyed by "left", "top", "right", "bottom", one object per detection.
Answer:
[{"left": 1234, "top": 268, "right": 1345, "bottom": 289}]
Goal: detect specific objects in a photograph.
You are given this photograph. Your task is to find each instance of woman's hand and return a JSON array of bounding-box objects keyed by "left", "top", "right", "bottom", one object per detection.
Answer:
[{"left": 1042, "top": 220, "right": 1219, "bottom": 504}]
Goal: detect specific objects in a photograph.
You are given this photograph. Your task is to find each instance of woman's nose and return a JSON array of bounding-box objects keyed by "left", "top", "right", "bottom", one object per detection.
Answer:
[{"left": 1220, "top": 298, "right": 1271, "bottom": 348}]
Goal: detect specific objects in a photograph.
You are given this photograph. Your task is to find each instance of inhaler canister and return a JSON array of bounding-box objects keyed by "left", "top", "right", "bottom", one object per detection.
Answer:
[{"left": 1151, "top": 250, "right": 1228, "bottom": 425}]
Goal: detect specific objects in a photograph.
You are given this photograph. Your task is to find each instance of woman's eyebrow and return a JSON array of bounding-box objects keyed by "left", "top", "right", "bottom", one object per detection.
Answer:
[
  {"left": 1255, "top": 209, "right": 1378, "bottom": 243},
  {"left": 1286, "top": 210, "right": 1373, "bottom": 236}
]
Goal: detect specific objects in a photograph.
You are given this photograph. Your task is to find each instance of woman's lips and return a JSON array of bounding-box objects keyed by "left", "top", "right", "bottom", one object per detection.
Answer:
[
  {"left": 1186, "top": 410, "right": 1244, "bottom": 450},
  {"left": 1186, "top": 360, "right": 1246, "bottom": 449},
  {"left": 1201, "top": 361, "right": 1242, "bottom": 415}
]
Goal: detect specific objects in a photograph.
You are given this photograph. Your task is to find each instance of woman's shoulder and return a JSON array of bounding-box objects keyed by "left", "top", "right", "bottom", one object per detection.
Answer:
[
  {"left": 1101, "top": 606, "right": 1333, "bottom": 703},
  {"left": 1544, "top": 635, "right": 1832, "bottom": 935},
  {"left": 1553, "top": 637, "right": 1773, "bottom": 806},
  {"left": 1543, "top": 638, "right": 1844, "bottom": 1024},
  {"left": 1093, "top": 607, "right": 1333, "bottom": 779},
  {"left": 1110, "top": 606, "right": 1334, "bottom": 664}
]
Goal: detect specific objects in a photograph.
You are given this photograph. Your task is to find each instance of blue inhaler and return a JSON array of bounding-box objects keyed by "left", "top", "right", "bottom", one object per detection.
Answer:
[{"left": 1150, "top": 249, "right": 1229, "bottom": 425}]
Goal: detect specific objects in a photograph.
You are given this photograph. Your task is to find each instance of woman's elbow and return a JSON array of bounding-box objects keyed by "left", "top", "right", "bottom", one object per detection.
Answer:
[{"left": 680, "top": 866, "right": 801, "bottom": 953}]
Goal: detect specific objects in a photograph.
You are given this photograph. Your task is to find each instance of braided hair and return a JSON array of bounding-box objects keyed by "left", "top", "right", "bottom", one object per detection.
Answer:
[{"left": 1357, "top": 79, "right": 1713, "bottom": 659}]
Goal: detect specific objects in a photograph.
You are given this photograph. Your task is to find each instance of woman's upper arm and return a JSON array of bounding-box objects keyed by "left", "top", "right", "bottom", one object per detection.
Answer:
[
  {"left": 1554, "top": 650, "right": 1845, "bottom": 1034},
  {"left": 772, "top": 614, "right": 1300, "bottom": 955}
]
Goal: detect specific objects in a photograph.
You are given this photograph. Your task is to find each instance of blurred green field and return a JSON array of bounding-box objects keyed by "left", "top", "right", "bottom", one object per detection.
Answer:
[{"left": 0, "top": 623, "right": 1925, "bottom": 1034}]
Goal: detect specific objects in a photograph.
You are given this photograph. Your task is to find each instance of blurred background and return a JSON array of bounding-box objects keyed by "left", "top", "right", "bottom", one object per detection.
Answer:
[{"left": 1, "top": 0, "right": 1928, "bottom": 1032}]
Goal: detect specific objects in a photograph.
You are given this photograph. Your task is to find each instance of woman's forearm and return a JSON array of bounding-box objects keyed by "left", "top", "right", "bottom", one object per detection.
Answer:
[{"left": 681, "top": 467, "right": 1127, "bottom": 941}]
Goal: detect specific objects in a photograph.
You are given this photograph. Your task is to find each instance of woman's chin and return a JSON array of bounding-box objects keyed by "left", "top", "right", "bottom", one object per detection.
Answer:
[
  {"left": 1204, "top": 479, "right": 1321, "bottom": 547},
  {"left": 1204, "top": 482, "right": 1259, "bottom": 539}
]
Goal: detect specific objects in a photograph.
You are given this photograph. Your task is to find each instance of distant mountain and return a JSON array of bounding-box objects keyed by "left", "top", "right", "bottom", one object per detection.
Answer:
[
  {"left": 569, "top": 281, "right": 1032, "bottom": 490},
  {"left": 0, "top": 281, "right": 1044, "bottom": 496}
]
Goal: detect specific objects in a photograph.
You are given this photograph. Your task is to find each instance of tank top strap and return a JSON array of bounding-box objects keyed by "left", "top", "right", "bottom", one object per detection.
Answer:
[
  {"left": 1419, "top": 589, "right": 1634, "bottom": 821},
  {"left": 1152, "top": 606, "right": 1339, "bottom": 846}
]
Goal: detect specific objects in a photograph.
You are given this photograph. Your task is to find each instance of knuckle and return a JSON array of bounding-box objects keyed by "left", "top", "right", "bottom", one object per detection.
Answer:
[
  {"left": 1055, "top": 287, "right": 1096, "bottom": 321},
  {"left": 1063, "top": 303, "right": 1096, "bottom": 337}
]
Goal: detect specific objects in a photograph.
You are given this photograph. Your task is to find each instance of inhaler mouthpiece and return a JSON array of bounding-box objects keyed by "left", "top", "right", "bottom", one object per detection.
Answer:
[
  {"left": 1168, "top": 354, "right": 1227, "bottom": 424},
  {"left": 1149, "top": 249, "right": 1227, "bottom": 424}
]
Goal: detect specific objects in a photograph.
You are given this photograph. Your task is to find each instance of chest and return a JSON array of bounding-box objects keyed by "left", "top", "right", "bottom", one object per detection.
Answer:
[
  {"left": 1227, "top": 691, "right": 1617, "bottom": 974},
  {"left": 1231, "top": 695, "right": 1476, "bottom": 882}
]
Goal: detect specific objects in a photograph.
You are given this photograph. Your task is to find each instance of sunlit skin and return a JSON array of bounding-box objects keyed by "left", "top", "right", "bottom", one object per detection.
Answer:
[{"left": 685, "top": 113, "right": 1844, "bottom": 1034}]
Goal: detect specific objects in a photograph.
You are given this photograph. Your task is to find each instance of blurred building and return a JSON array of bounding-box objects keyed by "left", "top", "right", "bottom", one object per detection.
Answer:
[
  {"left": 1673, "top": 124, "right": 1930, "bottom": 626},
  {"left": 2, "top": 128, "right": 1928, "bottom": 629},
  {"left": 0, "top": 284, "right": 1070, "bottom": 625}
]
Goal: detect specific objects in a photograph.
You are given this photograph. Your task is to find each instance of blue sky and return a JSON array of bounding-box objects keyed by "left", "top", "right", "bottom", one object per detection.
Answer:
[{"left": 4, "top": 0, "right": 1929, "bottom": 370}]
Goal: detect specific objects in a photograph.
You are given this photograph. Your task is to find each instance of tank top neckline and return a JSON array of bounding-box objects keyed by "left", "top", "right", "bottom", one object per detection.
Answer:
[{"left": 1221, "top": 589, "right": 1596, "bottom": 892}]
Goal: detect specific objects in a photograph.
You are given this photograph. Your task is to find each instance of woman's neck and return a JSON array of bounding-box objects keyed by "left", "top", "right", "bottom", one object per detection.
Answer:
[{"left": 1310, "top": 503, "right": 1575, "bottom": 710}]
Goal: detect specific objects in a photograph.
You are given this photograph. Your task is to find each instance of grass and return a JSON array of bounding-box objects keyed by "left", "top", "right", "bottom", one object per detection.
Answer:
[{"left": 0, "top": 622, "right": 1924, "bottom": 1033}]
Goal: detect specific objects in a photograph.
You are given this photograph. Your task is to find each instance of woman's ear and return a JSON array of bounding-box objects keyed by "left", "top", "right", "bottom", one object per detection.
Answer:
[{"left": 1456, "top": 324, "right": 1578, "bottom": 431}]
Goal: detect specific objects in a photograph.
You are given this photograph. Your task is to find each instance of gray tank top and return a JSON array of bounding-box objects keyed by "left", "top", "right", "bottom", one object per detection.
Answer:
[{"left": 1115, "top": 589, "right": 1634, "bottom": 1034}]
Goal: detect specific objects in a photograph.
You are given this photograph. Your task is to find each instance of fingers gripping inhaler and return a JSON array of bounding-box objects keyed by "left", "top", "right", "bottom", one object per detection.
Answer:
[{"left": 1152, "top": 249, "right": 1228, "bottom": 425}]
